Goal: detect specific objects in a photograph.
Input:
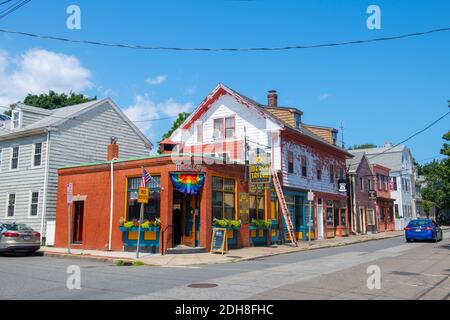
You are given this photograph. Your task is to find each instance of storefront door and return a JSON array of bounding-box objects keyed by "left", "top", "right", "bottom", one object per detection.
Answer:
[{"left": 182, "top": 194, "right": 200, "bottom": 247}]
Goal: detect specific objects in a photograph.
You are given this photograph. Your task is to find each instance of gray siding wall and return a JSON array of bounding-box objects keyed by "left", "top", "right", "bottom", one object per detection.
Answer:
[
  {"left": 0, "top": 134, "right": 48, "bottom": 231},
  {"left": 21, "top": 111, "right": 47, "bottom": 128},
  {"left": 45, "top": 102, "right": 151, "bottom": 224}
]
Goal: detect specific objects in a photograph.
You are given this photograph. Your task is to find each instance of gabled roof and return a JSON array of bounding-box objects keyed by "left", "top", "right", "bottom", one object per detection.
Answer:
[
  {"left": 0, "top": 98, "right": 153, "bottom": 148},
  {"left": 356, "top": 145, "right": 411, "bottom": 172},
  {"left": 346, "top": 151, "right": 366, "bottom": 173},
  {"left": 177, "top": 83, "right": 352, "bottom": 157}
]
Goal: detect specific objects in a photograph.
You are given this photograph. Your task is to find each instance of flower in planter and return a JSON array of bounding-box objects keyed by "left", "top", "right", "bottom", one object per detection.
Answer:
[
  {"left": 154, "top": 218, "right": 161, "bottom": 228},
  {"left": 123, "top": 221, "right": 134, "bottom": 229},
  {"left": 141, "top": 220, "right": 151, "bottom": 229},
  {"left": 119, "top": 217, "right": 125, "bottom": 227},
  {"left": 227, "top": 220, "right": 241, "bottom": 230},
  {"left": 251, "top": 219, "right": 271, "bottom": 229},
  {"left": 132, "top": 219, "right": 139, "bottom": 227}
]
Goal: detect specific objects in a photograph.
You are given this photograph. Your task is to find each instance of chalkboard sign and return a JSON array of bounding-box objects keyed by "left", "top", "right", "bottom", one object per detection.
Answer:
[{"left": 210, "top": 228, "right": 228, "bottom": 255}]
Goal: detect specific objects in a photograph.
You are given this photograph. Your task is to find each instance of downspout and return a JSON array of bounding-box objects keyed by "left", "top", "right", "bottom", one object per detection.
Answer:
[
  {"left": 40, "top": 130, "right": 51, "bottom": 242},
  {"left": 108, "top": 157, "right": 118, "bottom": 251}
]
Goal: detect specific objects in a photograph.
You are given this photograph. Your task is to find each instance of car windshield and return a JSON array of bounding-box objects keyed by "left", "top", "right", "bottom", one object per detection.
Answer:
[
  {"left": 2, "top": 223, "right": 33, "bottom": 231},
  {"left": 408, "top": 220, "right": 431, "bottom": 227}
]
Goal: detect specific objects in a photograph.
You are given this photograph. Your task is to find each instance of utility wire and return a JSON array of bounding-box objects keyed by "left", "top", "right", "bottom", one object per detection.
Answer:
[
  {"left": 367, "top": 110, "right": 450, "bottom": 161},
  {"left": 0, "top": 26, "right": 449, "bottom": 52},
  {"left": 0, "top": 0, "right": 31, "bottom": 20},
  {"left": 0, "top": 0, "right": 14, "bottom": 6}
]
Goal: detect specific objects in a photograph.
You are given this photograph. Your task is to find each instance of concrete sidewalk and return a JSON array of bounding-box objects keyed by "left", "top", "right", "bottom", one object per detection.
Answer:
[{"left": 40, "top": 230, "right": 407, "bottom": 266}]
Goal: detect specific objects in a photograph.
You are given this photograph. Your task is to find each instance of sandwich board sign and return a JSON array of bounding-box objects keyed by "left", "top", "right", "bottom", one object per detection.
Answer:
[{"left": 210, "top": 228, "right": 228, "bottom": 255}]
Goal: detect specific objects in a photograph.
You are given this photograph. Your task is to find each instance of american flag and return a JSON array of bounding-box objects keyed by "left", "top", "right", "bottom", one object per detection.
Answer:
[{"left": 141, "top": 167, "right": 153, "bottom": 187}]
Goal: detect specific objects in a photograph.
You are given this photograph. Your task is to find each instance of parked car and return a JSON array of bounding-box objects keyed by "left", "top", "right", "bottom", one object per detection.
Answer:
[
  {"left": 405, "top": 219, "right": 443, "bottom": 243},
  {"left": 0, "top": 223, "right": 41, "bottom": 255}
]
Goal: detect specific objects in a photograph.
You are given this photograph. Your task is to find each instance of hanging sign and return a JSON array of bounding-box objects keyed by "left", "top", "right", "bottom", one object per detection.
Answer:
[
  {"left": 210, "top": 228, "right": 228, "bottom": 255},
  {"left": 368, "top": 190, "right": 377, "bottom": 200},
  {"left": 249, "top": 153, "right": 271, "bottom": 184},
  {"left": 137, "top": 187, "right": 149, "bottom": 204},
  {"left": 338, "top": 179, "right": 347, "bottom": 193}
]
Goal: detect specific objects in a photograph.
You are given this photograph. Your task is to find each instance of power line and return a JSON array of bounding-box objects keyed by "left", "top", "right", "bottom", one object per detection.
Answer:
[
  {"left": 367, "top": 110, "right": 450, "bottom": 161},
  {"left": 0, "top": 26, "right": 449, "bottom": 52},
  {"left": 0, "top": 1, "right": 14, "bottom": 6},
  {"left": 0, "top": 0, "right": 31, "bottom": 20}
]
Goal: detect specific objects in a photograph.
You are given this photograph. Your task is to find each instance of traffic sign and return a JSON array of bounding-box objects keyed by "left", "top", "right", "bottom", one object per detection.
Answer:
[
  {"left": 307, "top": 191, "right": 314, "bottom": 201},
  {"left": 137, "top": 187, "right": 149, "bottom": 204},
  {"left": 67, "top": 183, "right": 73, "bottom": 204}
]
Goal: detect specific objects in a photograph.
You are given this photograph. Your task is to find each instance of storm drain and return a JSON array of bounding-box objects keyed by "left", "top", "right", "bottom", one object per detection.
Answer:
[
  {"left": 391, "top": 271, "right": 421, "bottom": 276},
  {"left": 188, "top": 283, "right": 218, "bottom": 289}
]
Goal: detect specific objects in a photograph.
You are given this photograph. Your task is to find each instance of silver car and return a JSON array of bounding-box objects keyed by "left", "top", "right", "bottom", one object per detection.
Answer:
[{"left": 0, "top": 223, "right": 41, "bottom": 255}]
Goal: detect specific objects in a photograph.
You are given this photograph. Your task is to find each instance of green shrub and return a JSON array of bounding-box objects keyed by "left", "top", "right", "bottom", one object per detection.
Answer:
[
  {"left": 251, "top": 219, "right": 271, "bottom": 229},
  {"left": 116, "top": 260, "right": 125, "bottom": 266},
  {"left": 123, "top": 221, "right": 134, "bottom": 228},
  {"left": 133, "top": 260, "right": 145, "bottom": 266}
]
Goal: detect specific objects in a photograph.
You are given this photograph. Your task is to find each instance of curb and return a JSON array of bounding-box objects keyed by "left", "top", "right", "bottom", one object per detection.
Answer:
[
  {"left": 39, "top": 232, "right": 407, "bottom": 266},
  {"left": 228, "top": 233, "right": 405, "bottom": 264}
]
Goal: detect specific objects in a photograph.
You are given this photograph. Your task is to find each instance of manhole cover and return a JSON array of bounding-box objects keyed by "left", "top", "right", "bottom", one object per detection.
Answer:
[
  {"left": 188, "top": 283, "right": 218, "bottom": 289},
  {"left": 391, "top": 271, "right": 420, "bottom": 276}
]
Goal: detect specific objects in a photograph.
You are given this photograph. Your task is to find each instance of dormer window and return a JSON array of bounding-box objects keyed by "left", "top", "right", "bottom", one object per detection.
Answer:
[
  {"left": 12, "top": 110, "right": 21, "bottom": 129},
  {"left": 295, "top": 114, "right": 301, "bottom": 129}
]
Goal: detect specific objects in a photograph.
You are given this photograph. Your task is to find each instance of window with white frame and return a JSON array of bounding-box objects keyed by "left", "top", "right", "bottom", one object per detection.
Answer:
[
  {"left": 7, "top": 193, "right": 16, "bottom": 217},
  {"left": 11, "top": 146, "right": 19, "bottom": 169},
  {"left": 11, "top": 111, "right": 21, "bottom": 129},
  {"left": 33, "top": 143, "right": 42, "bottom": 167},
  {"left": 29, "top": 191, "right": 39, "bottom": 216},
  {"left": 213, "top": 118, "right": 223, "bottom": 140},
  {"left": 367, "top": 209, "right": 376, "bottom": 226},
  {"left": 359, "top": 177, "right": 364, "bottom": 192},
  {"left": 224, "top": 117, "right": 235, "bottom": 139}
]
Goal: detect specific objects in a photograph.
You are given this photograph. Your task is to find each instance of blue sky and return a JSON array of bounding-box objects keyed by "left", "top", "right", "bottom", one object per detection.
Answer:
[{"left": 0, "top": 0, "right": 449, "bottom": 162}]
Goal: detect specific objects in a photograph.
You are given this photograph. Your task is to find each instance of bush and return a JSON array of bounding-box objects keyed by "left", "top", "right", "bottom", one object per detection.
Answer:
[{"left": 133, "top": 260, "right": 145, "bottom": 266}]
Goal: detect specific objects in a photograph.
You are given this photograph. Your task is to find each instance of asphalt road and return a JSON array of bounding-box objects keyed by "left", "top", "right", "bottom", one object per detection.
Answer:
[{"left": 1, "top": 231, "right": 449, "bottom": 300}]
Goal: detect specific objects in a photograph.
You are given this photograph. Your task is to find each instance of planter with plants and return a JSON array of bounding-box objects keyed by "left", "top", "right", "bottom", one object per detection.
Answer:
[
  {"left": 212, "top": 218, "right": 241, "bottom": 249},
  {"left": 119, "top": 218, "right": 161, "bottom": 253},
  {"left": 249, "top": 219, "right": 271, "bottom": 246}
]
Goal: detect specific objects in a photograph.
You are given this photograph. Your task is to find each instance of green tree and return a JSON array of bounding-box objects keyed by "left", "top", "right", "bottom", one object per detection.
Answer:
[
  {"left": 23, "top": 91, "right": 96, "bottom": 109},
  {"left": 3, "top": 91, "right": 96, "bottom": 116},
  {"left": 421, "top": 131, "right": 450, "bottom": 222},
  {"left": 348, "top": 143, "right": 377, "bottom": 150},
  {"left": 158, "top": 112, "right": 190, "bottom": 154}
]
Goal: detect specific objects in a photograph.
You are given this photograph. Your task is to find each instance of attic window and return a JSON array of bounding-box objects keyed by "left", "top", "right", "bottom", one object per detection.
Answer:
[
  {"left": 12, "top": 110, "right": 21, "bottom": 129},
  {"left": 295, "top": 114, "right": 301, "bottom": 129}
]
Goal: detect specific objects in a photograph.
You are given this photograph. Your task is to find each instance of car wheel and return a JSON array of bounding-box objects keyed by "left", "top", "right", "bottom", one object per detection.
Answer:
[
  {"left": 24, "top": 250, "right": 38, "bottom": 256},
  {"left": 406, "top": 238, "right": 412, "bottom": 243}
]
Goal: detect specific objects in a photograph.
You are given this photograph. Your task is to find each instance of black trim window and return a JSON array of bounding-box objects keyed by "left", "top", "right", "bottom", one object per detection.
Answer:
[
  {"left": 33, "top": 143, "right": 42, "bottom": 167},
  {"left": 30, "top": 191, "right": 39, "bottom": 216},
  {"left": 330, "top": 164, "right": 334, "bottom": 183},
  {"left": 287, "top": 151, "right": 294, "bottom": 174},
  {"left": 11, "top": 146, "right": 19, "bottom": 169},
  {"left": 126, "top": 176, "right": 161, "bottom": 221},
  {"left": 7, "top": 193, "right": 15, "bottom": 217},
  {"left": 212, "top": 177, "right": 235, "bottom": 220},
  {"left": 392, "top": 177, "right": 397, "bottom": 191},
  {"left": 301, "top": 156, "right": 307, "bottom": 177},
  {"left": 326, "top": 200, "right": 334, "bottom": 226}
]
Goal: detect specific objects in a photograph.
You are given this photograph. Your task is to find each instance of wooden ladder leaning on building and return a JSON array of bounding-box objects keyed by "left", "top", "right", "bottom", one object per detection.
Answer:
[{"left": 272, "top": 170, "right": 298, "bottom": 247}]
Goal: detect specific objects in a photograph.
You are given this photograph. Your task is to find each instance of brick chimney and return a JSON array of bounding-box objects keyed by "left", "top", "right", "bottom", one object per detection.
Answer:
[
  {"left": 267, "top": 90, "right": 278, "bottom": 108},
  {"left": 107, "top": 137, "right": 119, "bottom": 161}
]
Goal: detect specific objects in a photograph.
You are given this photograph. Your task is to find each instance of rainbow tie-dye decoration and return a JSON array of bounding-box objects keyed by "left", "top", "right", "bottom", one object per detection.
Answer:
[{"left": 170, "top": 173, "right": 205, "bottom": 195}]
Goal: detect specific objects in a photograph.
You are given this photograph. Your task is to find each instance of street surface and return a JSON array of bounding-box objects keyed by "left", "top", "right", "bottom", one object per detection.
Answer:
[{"left": 1, "top": 231, "right": 449, "bottom": 300}]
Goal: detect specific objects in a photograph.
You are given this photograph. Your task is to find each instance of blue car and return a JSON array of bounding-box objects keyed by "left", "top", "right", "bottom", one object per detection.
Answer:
[{"left": 405, "top": 219, "right": 443, "bottom": 242}]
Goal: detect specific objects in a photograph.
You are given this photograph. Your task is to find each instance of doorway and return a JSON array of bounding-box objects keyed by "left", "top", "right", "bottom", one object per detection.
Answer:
[
  {"left": 72, "top": 201, "right": 84, "bottom": 244},
  {"left": 317, "top": 199, "right": 324, "bottom": 240},
  {"left": 172, "top": 190, "right": 200, "bottom": 248}
]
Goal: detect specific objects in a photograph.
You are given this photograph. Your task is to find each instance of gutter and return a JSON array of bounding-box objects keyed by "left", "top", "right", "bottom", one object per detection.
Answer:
[{"left": 40, "top": 128, "right": 53, "bottom": 242}]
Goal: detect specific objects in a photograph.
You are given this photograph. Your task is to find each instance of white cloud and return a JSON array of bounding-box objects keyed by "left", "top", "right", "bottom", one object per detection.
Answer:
[
  {"left": 123, "top": 95, "right": 193, "bottom": 136},
  {"left": 146, "top": 75, "right": 167, "bottom": 86},
  {"left": 183, "top": 86, "right": 196, "bottom": 96},
  {"left": 0, "top": 49, "right": 93, "bottom": 107},
  {"left": 318, "top": 93, "right": 330, "bottom": 101}
]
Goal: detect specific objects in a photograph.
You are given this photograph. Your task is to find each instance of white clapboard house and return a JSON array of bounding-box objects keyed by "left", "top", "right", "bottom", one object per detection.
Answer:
[{"left": 0, "top": 99, "right": 152, "bottom": 243}]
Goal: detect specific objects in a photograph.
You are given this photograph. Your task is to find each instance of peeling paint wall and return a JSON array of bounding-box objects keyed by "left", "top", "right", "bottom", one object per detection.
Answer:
[{"left": 281, "top": 138, "right": 346, "bottom": 195}]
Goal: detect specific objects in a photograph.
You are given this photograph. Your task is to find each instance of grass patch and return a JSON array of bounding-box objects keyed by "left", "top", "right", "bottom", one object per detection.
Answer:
[{"left": 133, "top": 260, "right": 145, "bottom": 266}]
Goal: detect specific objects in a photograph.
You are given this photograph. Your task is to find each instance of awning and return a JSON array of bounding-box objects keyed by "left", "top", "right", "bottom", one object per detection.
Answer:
[{"left": 170, "top": 173, "right": 205, "bottom": 195}]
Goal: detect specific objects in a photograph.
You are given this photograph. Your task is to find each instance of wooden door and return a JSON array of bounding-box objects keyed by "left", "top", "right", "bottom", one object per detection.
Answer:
[{"left": 182, "top": 195, "right": 197, "bottom": 247}]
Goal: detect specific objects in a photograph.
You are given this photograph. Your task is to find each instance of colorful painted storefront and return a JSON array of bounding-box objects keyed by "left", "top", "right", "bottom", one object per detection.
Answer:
[{"left": 54, "top": 154, "right": 290, "bottom": 253}]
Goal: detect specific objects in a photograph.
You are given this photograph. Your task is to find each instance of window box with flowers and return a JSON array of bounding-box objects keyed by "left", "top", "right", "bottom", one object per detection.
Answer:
[
  {"left": 119, "top": 218, "right": 161, "bottom": 253},
  {"left": 213, "top": 218, "right": 241, "bottom": 249},
  {"left": 249, "top": 219, "right": 271, "bottom": 246}
]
